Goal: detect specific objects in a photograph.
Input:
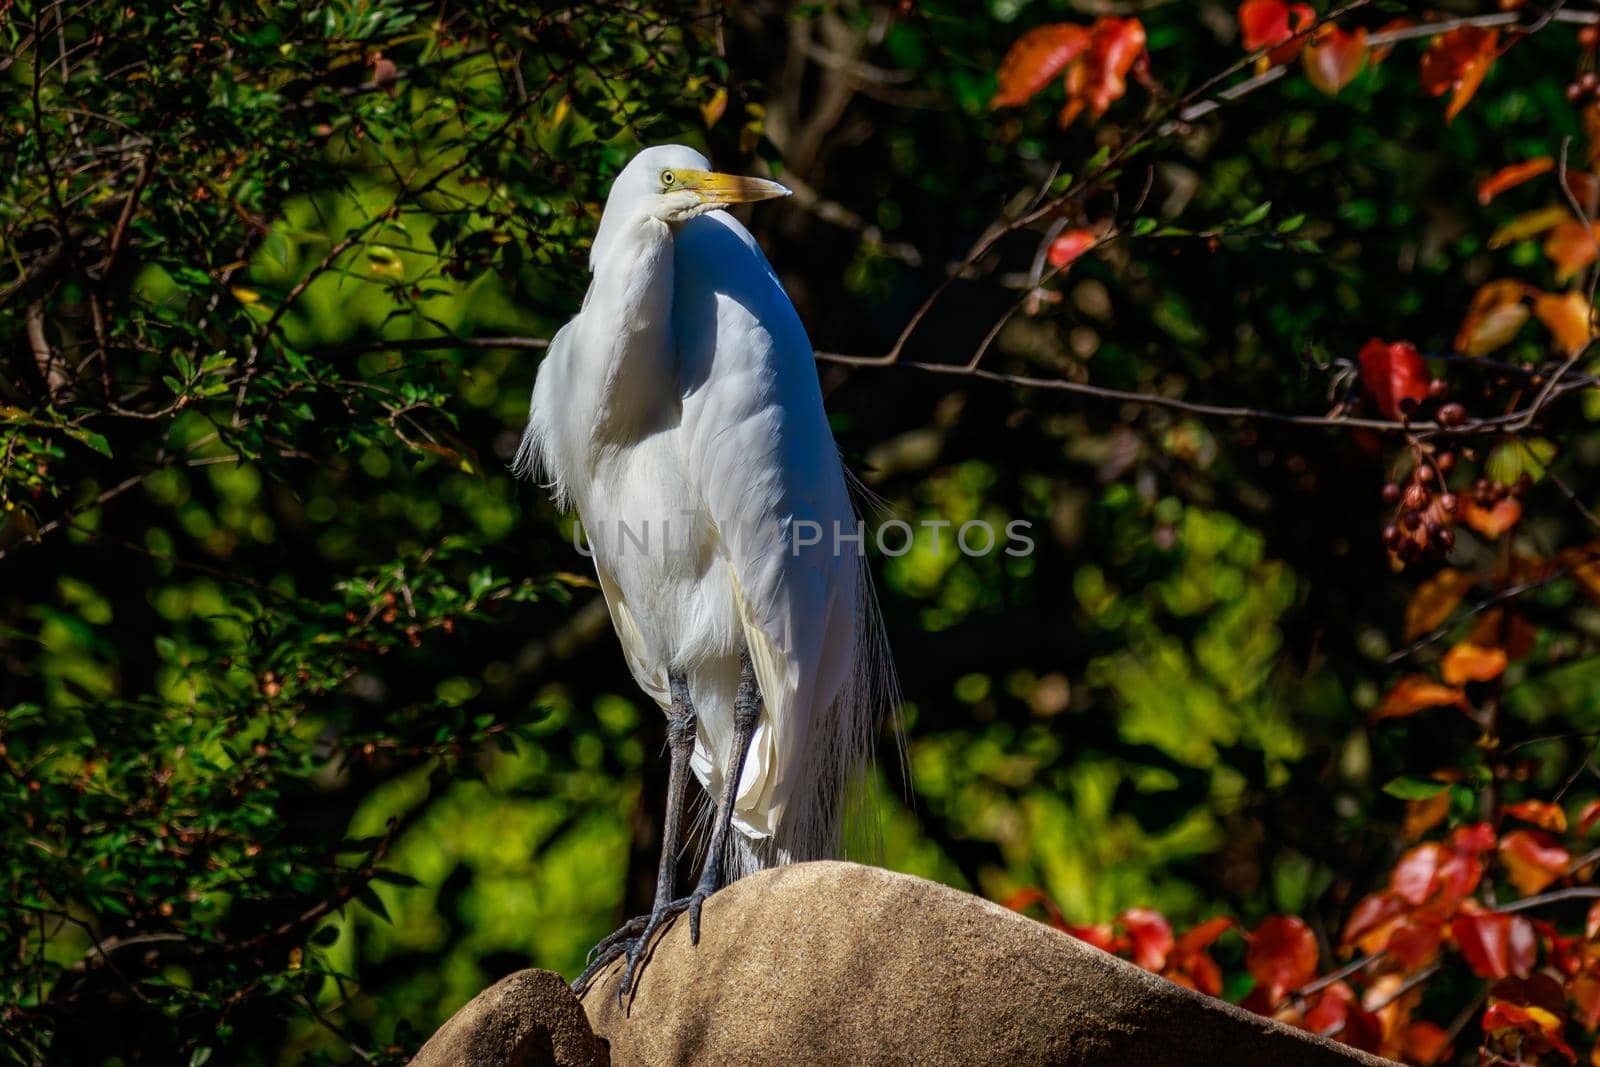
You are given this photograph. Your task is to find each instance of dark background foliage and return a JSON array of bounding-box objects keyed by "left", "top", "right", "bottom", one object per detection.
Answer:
[{"left": 5, "top": 1, "right": 1600, "bottom": 1063}]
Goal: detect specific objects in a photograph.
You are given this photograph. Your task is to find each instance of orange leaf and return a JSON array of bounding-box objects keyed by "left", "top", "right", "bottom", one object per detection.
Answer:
[
  {"left": 1358, "top": 338, "right": 1430, "bottom": 420},
  {"left": 1405, "top": 789, "right": 1452, "bottom": 840},
  {"left": 1572, "top": 968, "right": 1600, "bottom": 1031},
  {"left": 1419, "top": 26, "right": 1498, "bottom": 123},
  {"left": 1247, "top": 915, "right": 1318, "bottom": 1003},
  {"left": 991, "top": 24, "right": 1091, "bottom": 108},
  {"left": 1490, "top": 205, "right": 1572, "bottom": 249},
  {"left": 1402, "top": 1020, "right": 1452, "bottom": 1065},
  {"left": 1503, "top": 800, "right": 1567, "bottom": 834},
  {"left": 1499, "top": 829, "right": 1570, "bottom": 897},
  {"left": 1302, "top": 26, "right": 1366, "bottom": 96},
  {"left": 1580, "top": 799, "right": 1600, "bottom": 837},
  {"left": 1468, "top": 608, "right": 1537, "bottom": 660},
  {"left": 1342, "top": 891, "right": 1408, "bottom": 954},
  {"left": 1482, "top": 998, "right": 1575, "bottom": 1061},
  {"left": 1454, "top": 280, "right": 1532, "bottom": 356},
  {"left": 1452, "top": 910, "right": 1536, "bottom": 979},
  {"left": 1058, "top": 17, "right": 1147, "bottom": 127},
  {"left": 1441, "top": 641, "right": 1508, "bottom": 686},
  {"left": 1405, "top": 568, "right": 1474, "bottom": 640},
  {"left": 1047, "top": 229, "right": 1097, "bottom": 270},
  {"left": 1463, "top": 497, "right": 1522, "bottom": 539},
  {"left": 1533, "top": 290, "right": 1597, "bottom": 357},
  {"left": 1373, "top": 675, "right": 1468, "bottom": 721},
  {"left": 1559, "top": 543, "right": 1600, "bottom": 604},
  {"left": 1544, "top": 220, "right": 1600, "bottom": 282},
  {"left": 1479, "top": 157, "right": 1555, "bottom": 205}
]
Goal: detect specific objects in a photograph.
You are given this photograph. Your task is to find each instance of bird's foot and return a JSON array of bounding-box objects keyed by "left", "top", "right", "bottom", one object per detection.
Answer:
[{"left": 571, "top": 890, "right": 712, "bottom": 1003}]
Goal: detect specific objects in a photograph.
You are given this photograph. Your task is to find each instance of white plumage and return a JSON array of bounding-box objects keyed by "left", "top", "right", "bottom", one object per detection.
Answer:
[{"left": 518, "top": 145, "right": 888, "bottom": 886}]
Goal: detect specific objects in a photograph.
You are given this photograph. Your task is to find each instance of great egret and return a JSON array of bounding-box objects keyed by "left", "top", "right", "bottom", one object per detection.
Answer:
[{"left": 518, "top": 144, "right": 892, "bottom": 995}]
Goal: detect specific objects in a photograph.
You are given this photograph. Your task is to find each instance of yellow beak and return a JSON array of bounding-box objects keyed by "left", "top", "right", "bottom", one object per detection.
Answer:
[{"left": 680, "top": 169, "right": 791, "bottom": 206}]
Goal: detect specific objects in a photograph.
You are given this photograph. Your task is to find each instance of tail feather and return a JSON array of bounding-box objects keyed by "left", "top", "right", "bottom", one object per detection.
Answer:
[{"left": 718, "top": 559, "right": 900, "bottom": 884}]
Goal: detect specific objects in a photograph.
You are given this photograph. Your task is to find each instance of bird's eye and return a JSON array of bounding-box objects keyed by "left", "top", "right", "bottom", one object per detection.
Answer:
[{"left": 660, "top": 170, "right": 676, "bottom": 187}]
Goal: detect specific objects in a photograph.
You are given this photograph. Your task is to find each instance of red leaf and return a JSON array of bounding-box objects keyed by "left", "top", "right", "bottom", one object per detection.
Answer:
[
  {"left": 1579, "top": 799, "right": 1600, "bottom": 836},
  {"left": 1119, "top": 907, "right": 1173, "bottom": 971},
  {"left": 1246, "top": 915, "right": 1318, "bottom": 1003},
  {"left": 1452, "top": 910, "right": 1536, "bottom": 979},
  {"left": 1503, "top": 799, "right": 1568, "bottom": 833},
  {"left": 1237, "top": 0, "right": 1315, "bottom": 66},
  {"left": 1479, "top": 157, "right": 1555, "bottom": 204},
  {"left": 1419, "top": 26, "right": 1499, "bottom": 123},
  {"left": 1174, "top": 916, "right": 1235, "bottom": 956},
  {"left": 991, "top": 24, "right": 1092, "bottom": 108},
  {"left": 1003, "top": 886, "right": 1069, "bottom": 930},
  {"left": 1499, "top": 829, "right": 1570, "bottom": 897},
  {"left": 1386, "top": 917, "right": 1446, "bottom": 972},
  {"left": 1357, "top": 338, "right": 1430, "bottom": 420},
  {"left": 1064, "top": 922, "right": 1124, "bottom": 953},
  {"left": 1058, "top": 18, "right": 1147, "bottom": 127},
  {"left": 1047, "top": 229, "right": 1097, "bottom": 270},
  {"left": 1302, "top": 26, "right": 1367, "bottom": 96},
  {"left": 1392, "top": 843, "right": 1443, "bottom": 906},
  {"left": 1341, "top": 891, "right": 1407, "bottom": 954}
]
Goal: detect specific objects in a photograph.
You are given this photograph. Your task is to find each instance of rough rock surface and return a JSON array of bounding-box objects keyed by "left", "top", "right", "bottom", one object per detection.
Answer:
[
  {"left": 410, "top": 967, "right": 605, "bottom": 1067},
  {"left": 418, "top": 861, "right": 1397, "bottom": 1066}
]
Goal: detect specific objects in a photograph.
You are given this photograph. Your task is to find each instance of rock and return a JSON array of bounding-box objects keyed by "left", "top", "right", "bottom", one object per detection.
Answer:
[
  {"left": 411, "top": 967, "right": 606, "bottom": 1067},
  {"left": 579, "top": 861, "right": 1395, "bottom": 1066},
  {"left": 414, "top": 862, "right": 1397, "bottom": 1066}
]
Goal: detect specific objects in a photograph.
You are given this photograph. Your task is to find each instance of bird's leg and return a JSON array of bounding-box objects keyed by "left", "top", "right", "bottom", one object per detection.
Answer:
[
  {"left": 610, "top": 649, "right": 762, "bottom": 998},
  {"left": 681, "top": 646, "right": 762, "bottom": 943},
  {"left": 572, "top": 672, "right": 696, "bottom": 994}
]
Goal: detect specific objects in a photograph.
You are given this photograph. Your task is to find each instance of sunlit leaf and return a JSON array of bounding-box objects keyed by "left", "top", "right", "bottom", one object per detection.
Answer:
[
  {"left": 1441, "top": 641, "right": 1507, "bottom": 686},
  {"left": 1373, "top": 676, "right": 1469, "bottom": 721},
  {"left": 1478, "top": 157, "right": 1555, "bottom": 204},
  {"left": 1452, "top": 910, "right": 1536, "bottom": 979},
  {"left": 1301, "top": 26, "right": 1366, "bottom": 96},
  {"left": 1454, "top": 280, "right": 1532, "bottom": 356},
  {"left": 1246, "top": 915, "right": 1318, "bottom": 1003},
  {"left": 1499, "top": 830, "right": 1570, "bottom": 897},
  {"left": 1532, "top": 290, "right": 1596, "bottom": 357},
  {"left": 1405, "top": 568, "right": 1474, "bottom": 640},
  {"left": 1544, "top": 220, "right": 1600, "bottom": 282},
  {"left": 1047, "top": 229, "right": 1097, "bottom": 270},
  {"left": 1503, "top": 800, "right": 1567, "bottom": 833},
  {"left": 1419, "top": 26, "right": 1499, "bottom": 123},
  {"left": 990, "top": 24, "right": 1091, "bottom": 108},
  {"left": 1119, "top": 906, "right": 1173, "bottom": 970},
  {"left": 1357, "top": 338, "right": 1429, "bottom": 420}
]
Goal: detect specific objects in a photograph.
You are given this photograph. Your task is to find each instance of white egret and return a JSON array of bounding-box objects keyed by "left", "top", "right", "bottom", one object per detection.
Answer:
[{"left": 517, "top": 144, "right": 892, "bottom": 995}]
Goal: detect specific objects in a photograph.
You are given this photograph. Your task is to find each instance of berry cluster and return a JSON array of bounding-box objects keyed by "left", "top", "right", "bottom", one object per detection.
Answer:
[{"left": 1381, "top": 447, "right": 1459, "bottom": 563}]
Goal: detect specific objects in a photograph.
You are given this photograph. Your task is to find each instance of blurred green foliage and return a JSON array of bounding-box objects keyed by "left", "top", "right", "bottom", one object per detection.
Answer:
[{"left": 5, "top": 1, "right": 1600, "bottom": 1064}]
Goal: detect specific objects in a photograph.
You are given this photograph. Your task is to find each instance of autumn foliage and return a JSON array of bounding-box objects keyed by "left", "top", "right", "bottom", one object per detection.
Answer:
[{"left": 991, "top": 4, "right": 1600, "bottom": 1064}]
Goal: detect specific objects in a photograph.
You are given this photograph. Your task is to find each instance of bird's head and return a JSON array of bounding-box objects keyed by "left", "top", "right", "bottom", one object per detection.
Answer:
[{"left": 591, "top": 145, "right": 791, "bottom": 267}]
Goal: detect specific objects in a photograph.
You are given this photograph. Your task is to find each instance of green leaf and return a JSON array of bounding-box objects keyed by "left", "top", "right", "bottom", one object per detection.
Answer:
[
  {"left": 1237, "top": 202, "right": 1272, "bottom": 227},
  {"left": 1382, "top": 776, "right": 1449, "bottom": 800}
]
